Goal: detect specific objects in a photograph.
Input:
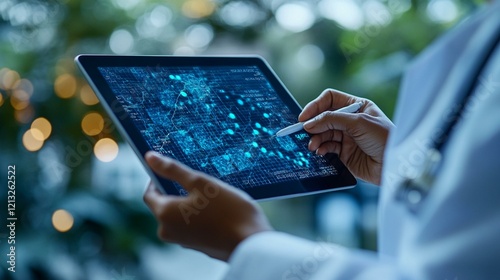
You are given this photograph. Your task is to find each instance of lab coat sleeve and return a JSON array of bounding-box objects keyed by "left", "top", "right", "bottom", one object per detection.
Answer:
[{"left": 224, "top": 231, "right": 401, "bottom": 280}]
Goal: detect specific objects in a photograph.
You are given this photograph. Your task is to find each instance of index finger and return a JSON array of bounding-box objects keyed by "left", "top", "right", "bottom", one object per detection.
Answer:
[
  {"left": 298, "top": 89, "right": 359, "bottom": 122},
  {"left": 145, "top": 151, "right": 206, "bottom": 192}
]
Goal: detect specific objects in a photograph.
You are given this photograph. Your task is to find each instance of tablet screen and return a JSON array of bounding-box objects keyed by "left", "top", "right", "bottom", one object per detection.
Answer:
[{"left": 77, "top": 56, "right": 356, "bottom": 199}]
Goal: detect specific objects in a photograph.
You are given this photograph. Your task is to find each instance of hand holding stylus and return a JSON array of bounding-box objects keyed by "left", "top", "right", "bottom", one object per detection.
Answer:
[{"left": 298, "top": 89, "right": 394, "bottom": 185}]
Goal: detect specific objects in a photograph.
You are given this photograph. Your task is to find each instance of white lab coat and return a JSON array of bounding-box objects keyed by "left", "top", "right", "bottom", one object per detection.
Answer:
[{"left": 225, "top": 2, "right": 500, "bottom": 279}]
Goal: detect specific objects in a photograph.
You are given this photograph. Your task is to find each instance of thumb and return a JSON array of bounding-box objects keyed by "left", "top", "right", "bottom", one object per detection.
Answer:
[
  {"left": 145, "top": 151, "right": 202, "bottom": 192},
  {"left": 303, "top": 111, "right": 358, "bottom": 134}
]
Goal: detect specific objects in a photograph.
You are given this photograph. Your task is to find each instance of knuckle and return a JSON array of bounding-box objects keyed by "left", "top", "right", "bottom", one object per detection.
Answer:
[
  {"left": 317, "top": 111, "right": 333, "bottom": 122},
  {"left": 358, "top": 97, "right": 374, "bottom": 108},
  {"left": 188, "top": 172, "right": 207, "bottom": 187},
  {"left": 158, "top": 159, "right": 174, "bottom": 173},
  {"left": 328, "top": 130, "right": 337, "bottom": 141},
  {"left": 203, "top": 182, "right": 220, "bottom": 198},
  {"left": 324, "top": 88, "right": 336, "bottom": 95},
  {"left": 319, "top": 88, "right": 330, "bottom": 97}
]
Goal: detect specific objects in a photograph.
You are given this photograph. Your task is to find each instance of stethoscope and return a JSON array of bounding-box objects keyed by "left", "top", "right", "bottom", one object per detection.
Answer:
[{"left": 395, "top": 13, "right": 500, "bottom": 213}]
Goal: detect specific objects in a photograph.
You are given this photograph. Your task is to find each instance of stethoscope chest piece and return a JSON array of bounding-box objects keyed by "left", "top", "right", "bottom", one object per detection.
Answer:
[{"left": 396, "top": 148, "right": 442, "bottom": 213}]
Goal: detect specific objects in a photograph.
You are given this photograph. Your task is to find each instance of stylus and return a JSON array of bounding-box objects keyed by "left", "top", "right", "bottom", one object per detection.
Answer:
[{"left": 274, "top": 102, "right": 363, "bottom": 137}]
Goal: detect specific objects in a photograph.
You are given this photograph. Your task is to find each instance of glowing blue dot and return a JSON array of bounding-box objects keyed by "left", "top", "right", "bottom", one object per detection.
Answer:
[
  {"left": 296, "top": 133, "right": 307, "bottom": 140},
  {"left": 237, "top": 99, "right": 244, "bottom": 105},
  {"left": 234, "top": 123, "right": 240, "bottom": 129},
  {"left": 262, "top": 127, "right": 268, "bottom": 132},
  {"left": 175, "top": 75, "right": 181, "bottom": 80},
  {"left": 169, "top": 75, "right": 175, "bottom": 79},
  {"left": 269, "top": 152, "right": 275, "bottom": 156},
  {"left": 286, "top": 156, "right": 290, "bottom": 160},
  {"left": 261, "top": 147, "right": 267, "bottom": 153},
  {"left": 223, "top": 155, "right": 230, "bottom": 160},
  {"left": 263, "top": 113, "right": 270, "bottom": 118},
  {"left": 298, "top": 161, "right": 304, "bottom": 166},
  {"left": 255, "top": 122, "right": 262, "bottom": 128},
  {"left": 227, "top": 129, "right": 235, "bottom": 135},
  {"left": 277, "top": 151, "right": 284, "bottom": 158},
  {"left": 298, "top": 152, "right": 303, "bottom": 156},
  {"left": 253, "top": 129, "right": 259, "bottom": 135},
  {"left": 225, "top": 96, "right": 229, "bottom": 99},
  {"left": 251, "top": 107, "right": 255, "bottom": 111},
  {"left": 245, "top": 152, "right": 252, "bottom": 158},
  {"left": 252, "top": 142, "right": 258, "bottom": 148},
  {"left": 179, "top": 102, "right": 184, "bottom": 106},
  {"left": 180, "top": 91, "right": 187, "bottom": 97},
  {"left": 229, "top": 113, "right": 236, "bottom": 119}
]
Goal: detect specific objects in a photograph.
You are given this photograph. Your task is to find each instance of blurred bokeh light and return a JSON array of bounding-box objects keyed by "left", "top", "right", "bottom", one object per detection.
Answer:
[
  {"left": 79, "top": 84, "right": 100, "bottom": 105},
  {"left": 54, "top": 74, "right": 77, "bottom": 99},
  {"left": 52, "top": 209, "right": 75, "bottom": 233},
  {"left": 81, "top": 112, "right": 104, "bottom": 136},
  {"left": 94, "top": 138, "right": 119, "bottom": 162},
  {"left": 22, "top": 128, "right": 44, "bottom": 152},
  {"left": 31, "top": 117, "right": 52, "bottom": 140}
]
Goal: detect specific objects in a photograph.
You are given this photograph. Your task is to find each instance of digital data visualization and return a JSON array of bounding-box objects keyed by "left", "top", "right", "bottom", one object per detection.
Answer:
[{"left": 99, "top": 65, "right": 338, "bottom": 193}]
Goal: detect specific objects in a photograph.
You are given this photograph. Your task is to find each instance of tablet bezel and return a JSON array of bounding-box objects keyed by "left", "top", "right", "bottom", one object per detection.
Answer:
[{"left": 75, "top": 54, "right": 356, "bottom": 200}]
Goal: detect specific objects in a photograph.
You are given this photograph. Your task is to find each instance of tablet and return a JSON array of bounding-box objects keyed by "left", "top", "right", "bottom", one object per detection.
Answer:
[{"left": 75, "top": 55, "right": 356, "bottom": 200}]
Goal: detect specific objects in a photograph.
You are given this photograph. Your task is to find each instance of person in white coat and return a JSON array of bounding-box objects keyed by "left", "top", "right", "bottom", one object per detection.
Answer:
[{"left": 143, "top": 1, "right": 500, "bottom": 278}]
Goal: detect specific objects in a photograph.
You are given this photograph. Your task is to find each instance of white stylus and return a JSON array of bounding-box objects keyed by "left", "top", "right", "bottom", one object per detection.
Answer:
[{"left": 274, "top": 102, "right": 363, "bottom": 137}]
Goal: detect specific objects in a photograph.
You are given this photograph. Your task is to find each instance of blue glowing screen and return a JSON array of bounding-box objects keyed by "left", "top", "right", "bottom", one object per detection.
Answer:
[{"left": 99, "top": 65, "right": 337, "bottom": 194}]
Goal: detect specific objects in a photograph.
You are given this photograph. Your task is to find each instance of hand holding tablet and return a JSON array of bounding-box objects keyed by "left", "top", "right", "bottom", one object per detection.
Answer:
[{"left": 75, "top": 55, "right": 357, "bottom": 200}]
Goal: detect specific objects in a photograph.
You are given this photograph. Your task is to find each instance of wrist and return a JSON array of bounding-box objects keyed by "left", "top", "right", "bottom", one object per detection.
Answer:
[{"left": 227, "top": 215, "right": 274, "bottom": 261}]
